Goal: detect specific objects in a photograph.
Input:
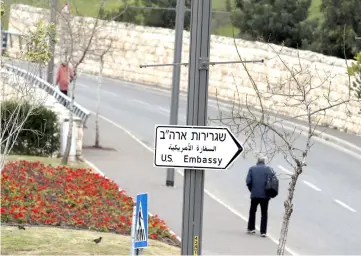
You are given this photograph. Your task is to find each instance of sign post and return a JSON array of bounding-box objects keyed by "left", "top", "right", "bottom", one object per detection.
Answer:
[
  {"left": 166, "top": 0, "right": 186, "bottom": 187},
  {"left": 181, "top": 1, "right": 211, "bottom": 254},
  {"left": 153, "top": 1, "right": 244, "bottom": 254},
  {"left": 131, "top": 193, "right": 148, "bottom": 256}
]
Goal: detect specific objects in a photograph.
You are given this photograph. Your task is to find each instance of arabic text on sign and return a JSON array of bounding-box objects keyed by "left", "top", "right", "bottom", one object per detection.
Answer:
[{"left": 168, "top": 144, "right": 217, "bottom": 153}]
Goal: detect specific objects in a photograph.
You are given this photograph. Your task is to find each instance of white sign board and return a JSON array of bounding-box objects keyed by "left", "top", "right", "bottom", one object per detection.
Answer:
[{"left": 154, "top": 125, "right": 243, "bottom": 170}]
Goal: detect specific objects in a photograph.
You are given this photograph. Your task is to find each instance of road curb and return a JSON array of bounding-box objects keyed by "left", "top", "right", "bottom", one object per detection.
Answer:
[
  {"left": 83, "top": 159, "right": 182, "bottom": 244},
  {"left": 211, "top": 100, "right": 361, "bottom": 157},
  {"left": 86, "top": 74, "right": 360, "bottom": 155}
]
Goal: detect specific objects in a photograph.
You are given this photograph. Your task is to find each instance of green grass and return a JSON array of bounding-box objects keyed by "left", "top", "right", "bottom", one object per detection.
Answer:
[
  {"left": 5, "top": 0, "right": 233, "bottom": 16},
  {"left": 1, "top": 226, "right": 180, "bottom": 255},
  {"left": 216, "top": 24, "right": 240, "bottom": 38},
  {"left": 3, "top": 0, "right": 122, "bottom": 17},
  {"left": 4, "top": 155, "right": 90, "bottom": 170},
  {"left": 212, "top": 0, "right": 234, "bottom": 10},
  {"left": 308, "top": 0, "right": 322, "bottom": 21}
]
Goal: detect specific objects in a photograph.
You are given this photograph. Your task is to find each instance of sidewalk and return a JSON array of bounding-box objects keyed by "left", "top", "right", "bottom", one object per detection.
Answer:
[{"left": 81, "top": 115, "right": 285, "bottom": 255}]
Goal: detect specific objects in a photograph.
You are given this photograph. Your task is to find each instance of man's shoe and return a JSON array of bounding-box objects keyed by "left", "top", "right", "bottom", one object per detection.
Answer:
[
  {"left": 261, "top": 233, "right": 267, "bottom": 237},
  {"left": 247, "top": 229, "right": 256, "bottom": 234}
]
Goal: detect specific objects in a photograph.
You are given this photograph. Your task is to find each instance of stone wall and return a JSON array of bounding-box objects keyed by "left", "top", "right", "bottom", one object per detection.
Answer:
[{"left": 6, "top": 4, "right": 361, "bottom": 134}]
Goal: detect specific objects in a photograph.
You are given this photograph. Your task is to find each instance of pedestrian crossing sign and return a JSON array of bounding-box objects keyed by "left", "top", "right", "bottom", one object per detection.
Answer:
[{"left": 134, "top": 193, "right": 148, "bottom": 249}]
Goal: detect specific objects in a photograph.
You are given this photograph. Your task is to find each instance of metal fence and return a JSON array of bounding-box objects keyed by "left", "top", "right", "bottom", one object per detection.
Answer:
[{"left": 3, "top": 63, "right": 91, "bottom": 124}]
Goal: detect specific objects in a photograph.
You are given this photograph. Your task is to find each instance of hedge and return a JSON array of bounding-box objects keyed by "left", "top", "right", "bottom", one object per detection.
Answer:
[{"left": 0, "top": 100, "right": 60, "bottom": 156}]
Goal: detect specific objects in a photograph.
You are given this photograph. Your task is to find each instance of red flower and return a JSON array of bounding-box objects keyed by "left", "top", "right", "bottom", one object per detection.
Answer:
[
  {"left": 150, "top": 233, "right": 158, "bottom": 239},
  {"left": 0, "top": 160, "right": 178, "bottom": 245}
]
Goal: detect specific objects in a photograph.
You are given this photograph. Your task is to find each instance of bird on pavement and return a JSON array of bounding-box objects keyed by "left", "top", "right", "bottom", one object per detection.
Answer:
[
  {"left": 18, "top": 225, "right": 26, "bottom": 230},
  {"left": 93, "top": 237, "right": 102, "bottom": 244}
]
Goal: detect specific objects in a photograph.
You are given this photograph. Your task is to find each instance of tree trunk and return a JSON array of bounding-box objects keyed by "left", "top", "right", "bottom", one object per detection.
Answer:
[
  {"left": 94, "top": 57, "right": 103, "bottom": 148},
  {"left": 39, "top": 66, "right": 42, "bottom": 79},
  {"left": 61, "top": 105, "right": 74, "bottom": 165},
  {"left": 277, "top": 166, "right": 302, "bottom": 255},
  {"left": 61, "top": 66, "right": 76, "bottom": 165}
]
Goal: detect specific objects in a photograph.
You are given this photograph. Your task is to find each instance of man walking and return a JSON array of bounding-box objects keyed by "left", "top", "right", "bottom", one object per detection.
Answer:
[
  {"left": 56, "top": 60, "right": 74, "bottom": 96},
  {"left": 246, "top": 156, "right": 274, "bottom": 237}
]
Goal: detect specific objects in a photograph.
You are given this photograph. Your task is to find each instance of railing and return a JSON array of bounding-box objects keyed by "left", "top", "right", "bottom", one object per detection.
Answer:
[{"left": 3, "top": 64, "right": 91, "bottom": 124}]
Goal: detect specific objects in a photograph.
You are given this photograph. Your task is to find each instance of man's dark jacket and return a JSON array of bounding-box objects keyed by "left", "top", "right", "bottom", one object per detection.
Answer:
[{"left": 246, "top": 163, "right": 274, "bottom": 199}]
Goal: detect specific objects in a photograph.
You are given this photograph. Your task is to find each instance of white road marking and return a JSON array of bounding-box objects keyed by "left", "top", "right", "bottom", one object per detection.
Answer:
[
  {"left": 334, "top": 199, "right": 357, "bottom": 213},
  {"left": 278, "top": 165, "right": 294, "bottom": 175},
  {"left": 93, "top": 112, "right": 299, "bottom": 256},
  {"left": 102, "top": 90, "right": 120, "bottom": 97},
  {"left": 132, "top": 99, "right": 152, "bottom": 107},
  {"left": 278, "top": 165, "right": 322, "bottom": 192},
  {"left": 158, "top": 107, "right": 169, "bottom": 114},
  {"left": 81, "top": 78, "right": 361, "bottom": 162},
  {"left": 208, "top": 103, "right": 361, "bottom": 161},
  {"left": 99, "top": 80, "right": 361, "bottom": 161},
  {"left": 131, "top": 99, "right": 170, "bottom": 116},
  {"left": 84, "top": 159, "right": 182, "bottom": 242},
  {"left": 302, "top": 180, "right": 322, "bottom": 192}
]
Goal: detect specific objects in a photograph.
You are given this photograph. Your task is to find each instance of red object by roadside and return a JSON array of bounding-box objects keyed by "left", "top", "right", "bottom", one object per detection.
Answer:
[{"left": 56, "top": 64, "right": 74, "bottom": 91}]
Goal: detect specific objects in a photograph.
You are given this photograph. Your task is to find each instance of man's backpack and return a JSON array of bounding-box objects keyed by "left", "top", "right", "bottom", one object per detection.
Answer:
[{"left": 266, "top": 170, "right": 279, "bottom": 198}]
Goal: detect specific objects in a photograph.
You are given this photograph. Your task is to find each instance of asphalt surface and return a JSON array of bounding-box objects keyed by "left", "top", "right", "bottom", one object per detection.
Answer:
[
  {"left": 82, "top": 114, "right": 282, "bottom": 255},
  {"left": 72, "top": 73, "right": 361, "bottom": 255},
  {"left": 6, "top": 61, "right": 361, "bottom": 254}
]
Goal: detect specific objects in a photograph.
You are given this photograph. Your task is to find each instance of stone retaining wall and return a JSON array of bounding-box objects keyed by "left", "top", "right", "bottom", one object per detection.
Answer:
[{"left": 6, "top": 4, "right": 361, "bottom": 134}]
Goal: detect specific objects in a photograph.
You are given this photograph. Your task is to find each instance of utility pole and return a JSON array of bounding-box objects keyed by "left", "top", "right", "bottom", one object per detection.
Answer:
[
  {"left": 166, "top": 0, "right": 185, "bottom": 187},
  {"left": 140, "top": 0, "right": 263, "bottom": 253},
  {"left": 181, "top": 0, "right": 212, "bottom": 254},
  {"left": 47, "top": 0, "right": 57, "bottom": 84}
]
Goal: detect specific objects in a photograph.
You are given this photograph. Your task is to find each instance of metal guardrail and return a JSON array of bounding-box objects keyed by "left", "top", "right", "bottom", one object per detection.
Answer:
[{"left": 4, "top": 64, "right": 91, "bottom": 124}]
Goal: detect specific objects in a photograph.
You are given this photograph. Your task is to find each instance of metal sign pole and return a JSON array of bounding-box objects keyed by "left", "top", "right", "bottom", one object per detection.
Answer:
[
  {"left": 166, "top": 0, "right": 186, "bottom": 187},
  {"left": 181, "top": 0, "right": 212, "bottom": 255},
  {"left": 130, "top": 205, "right": 136, "bottom": 256}
]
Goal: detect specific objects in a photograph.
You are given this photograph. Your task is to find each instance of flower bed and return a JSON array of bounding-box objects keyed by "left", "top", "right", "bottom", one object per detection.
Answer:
[{"left": 1, "top": 160, "right": 180, "bottom": 247}]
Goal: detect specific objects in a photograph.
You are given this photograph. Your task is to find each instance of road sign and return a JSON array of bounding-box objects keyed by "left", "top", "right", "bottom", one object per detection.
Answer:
[
  {"left": 134, "top": 193, "right": 148, "bottom": 249},
  {"left": 154, "top": 125, "right": 243, "bottom": 170}
]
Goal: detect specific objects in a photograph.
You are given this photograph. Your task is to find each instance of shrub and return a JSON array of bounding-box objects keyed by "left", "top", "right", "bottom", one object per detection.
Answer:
[
  {"left": 0, "top": 160, "right": 180, "bottom": 247},
  {"left": 0, "top": 100, "right": 60, "bottom": 156}
]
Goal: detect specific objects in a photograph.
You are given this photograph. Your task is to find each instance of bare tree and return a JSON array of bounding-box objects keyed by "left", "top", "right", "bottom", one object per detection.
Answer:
[
  {"left": 347, "top": 52, "right": 361, "bottom": 110},
  {"left": 94, "top": 40, "right": 113, "bottom": 148},
  {"left": 0, "top": 14, "right": 55, "bottom": 171},
  {"left": 58, "top": 0, "right": 106, "bottom": 165},
  {"left": 210, "top": 40, "right": 354, "bottom": 255},
  {"left": 57, "top": 1, "right": 128, "bottom": 163}
]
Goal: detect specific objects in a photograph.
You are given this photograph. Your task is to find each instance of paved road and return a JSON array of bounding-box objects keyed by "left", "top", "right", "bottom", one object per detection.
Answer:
[
  {"left": 82, "top": 114, "right": 282, "bottom": 255},
  {"left": 72, "top": 73, "right": 361, "bottom": 255},
  {"left": 7, "top": 60, "right": 361, "bottom": 254}
]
